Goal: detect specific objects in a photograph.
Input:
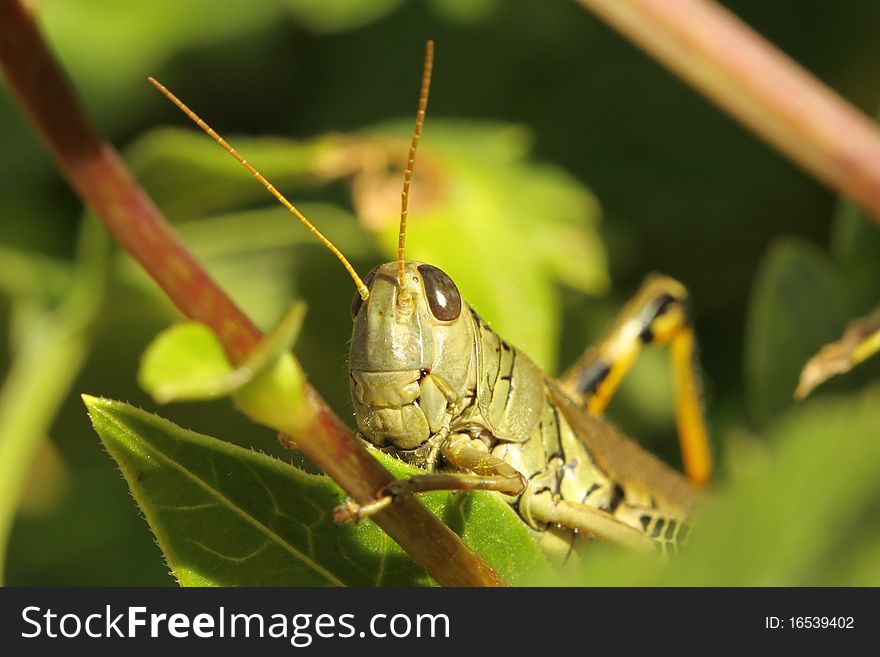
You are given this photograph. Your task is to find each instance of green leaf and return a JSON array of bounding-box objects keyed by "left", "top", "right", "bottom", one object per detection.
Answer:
[
  {"left": 285, "top": 0, "right": 405, "bottom": 33},
  {"left": 830, "top": 98, "right": 880, "bottom": 316},
  {"left": 363, "top": 121, "right": 608, "bottom": 371},
  {"left": 0, "top": 217, "right": 110, "bottom": 583},
  {"left": 0, "top": 244, "right": 70, "bottom": 302},
  {"left": 117, "top": 202, "right": 379, "bottom": 337},
  {"left": 823, "top": 105, "right": 880, "bottom": 392},
  {"left": 427, "top": 0, "right": 499, "bottom": 25},
  {"left": 831, "top": 200, "right": 880, "bottom": 315},
  {"left": 126, "top": 129, "right": 347, "bottom": 221},
  {"left": 138, "top": 303, "right": 305, "bottom": 404},
  {"left": 38, "top": 0, "right": 286, "bottom": 128},
  {"left": 744, "top": 238, "right": 849, "bottom": 425},
  {"left": 532, "top": 386, "right": 880, "bottom": 586},
  {"left": 84, "top": 397, "right": 548, "bottom": 586},
  {"left": 137, "top": 307, "right": 315, "bottom": 442},
  {"left": 138, "top": 323, "right": 238, "bottom": 402},
  {"left": 669, "top": 387, "right": 880, "bottom": 585}
]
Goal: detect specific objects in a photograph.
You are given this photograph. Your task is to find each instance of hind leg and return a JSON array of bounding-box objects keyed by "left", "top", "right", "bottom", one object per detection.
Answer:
[
  {"left": 525, "top": 491, "right": 655, "bottom": 553},
  {"left": 559, "top": 274, "right": 712, "bottom": 486}
]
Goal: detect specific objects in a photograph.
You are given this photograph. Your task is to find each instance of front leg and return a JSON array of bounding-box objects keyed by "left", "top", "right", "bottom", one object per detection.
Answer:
[{"left": 334, "top": 433, "right": 526, "bottom": 522}]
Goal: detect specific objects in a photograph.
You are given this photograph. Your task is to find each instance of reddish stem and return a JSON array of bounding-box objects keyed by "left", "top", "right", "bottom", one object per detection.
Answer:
[
  {"left": 0, "top": 0, "right": 502, "bottom": 587},
  {"left": 576, "top": 0, "right": 880, "bottom": 225}
]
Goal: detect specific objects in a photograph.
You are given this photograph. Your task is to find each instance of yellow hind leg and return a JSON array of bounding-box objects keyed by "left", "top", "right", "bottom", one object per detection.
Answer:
[{"left": 559, "top": 274, "right": 712, "bottom": 486}]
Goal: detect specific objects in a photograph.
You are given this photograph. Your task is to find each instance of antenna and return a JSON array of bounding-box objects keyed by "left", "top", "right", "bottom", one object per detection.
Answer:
[
  {"left": 397, "top": 40, "right": 435, "bottom": 289},
  {"left": 148, "top": 76, "right": 370, "bottom": 301}
]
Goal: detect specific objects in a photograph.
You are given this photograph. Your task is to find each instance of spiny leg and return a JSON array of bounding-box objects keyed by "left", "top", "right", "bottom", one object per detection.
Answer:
[
  {"left": 334, "top": 434, "right": 526, "bottom": 522},
  {"left": 610, "top": 501, "right": 691, "bottom": 556},
  {"left": 559, "top": 274, "right": 712, "bottom": 486},
  {"left": 526, "top": 491, "right": 656, "bottom": 553}
]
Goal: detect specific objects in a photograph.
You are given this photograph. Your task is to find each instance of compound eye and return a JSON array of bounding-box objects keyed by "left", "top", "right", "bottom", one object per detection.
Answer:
[
  {"left": 418, "top": 264, "right": 461, "bottom": 321},
  {"left": 351, "top": 266, "right": 378, "bottom": 320}
]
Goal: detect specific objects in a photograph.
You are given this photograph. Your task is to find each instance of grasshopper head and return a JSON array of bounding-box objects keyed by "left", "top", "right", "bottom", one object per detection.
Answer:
[{"left": 349, "top": 261, "right": 473, "bottom": 450}]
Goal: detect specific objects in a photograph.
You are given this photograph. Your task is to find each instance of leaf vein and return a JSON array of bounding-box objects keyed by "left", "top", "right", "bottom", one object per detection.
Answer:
[{"left": 97, "top": 408, "right": 346, "bottom": 586}]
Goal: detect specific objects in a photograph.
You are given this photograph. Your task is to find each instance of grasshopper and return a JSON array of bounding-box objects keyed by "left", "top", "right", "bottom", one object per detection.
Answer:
[{"left": 150, "top": 41, "right": 712, "bottom": 561}]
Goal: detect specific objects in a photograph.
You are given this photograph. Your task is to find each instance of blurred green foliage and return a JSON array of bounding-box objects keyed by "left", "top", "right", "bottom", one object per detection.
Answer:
[
  {"left": 1, "top": 0, "right": 880, "bottom": 585},
  {"left": 744, "top": 238, "right": 849, "bottom": 424}
]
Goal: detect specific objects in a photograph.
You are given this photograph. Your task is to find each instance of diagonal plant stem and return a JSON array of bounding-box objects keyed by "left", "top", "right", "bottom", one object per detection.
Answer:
[
  {"left": 575, "top": 0, "right": 880, "bottom": 226},
  {"left": 0, "top": 0, "right": 502, "bottom": 586}
]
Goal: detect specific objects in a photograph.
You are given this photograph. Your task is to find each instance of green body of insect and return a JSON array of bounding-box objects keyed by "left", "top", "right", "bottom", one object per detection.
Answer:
[{"left": 348, "top": 261, "right": 703, "bottom": 559}]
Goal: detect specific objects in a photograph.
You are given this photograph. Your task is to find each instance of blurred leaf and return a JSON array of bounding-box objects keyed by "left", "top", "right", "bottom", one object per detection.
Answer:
[
  {"left": 822, "top": 102, "right": 880, "bottom": 397},
  {"left": 174, "top": 205, "right": 372, "bottom": 260},
  {"left": 427, "top": 0, "right": 499, "bottom": 25},
  {"left": 795, "top": 306, "right": 880, "bottom": 400},
  {"left": 5, "top": 465, "right": 172, "bottom": 586},
  {"left": 85, "top": 397, "right": 547, "bottom": 585},
  {"left": 0, "top": 218, "right": 109, "bottom": 583},
  {"left": 744, "top": 238, "right": 849, "bottom": 425},
  {"left": 610, "top": 347, "right": 676, "bottom": 431},
  {"left": 116, "top": 201, "right": 378, "bottom": 330},
  {"left": 126, "top": 128, "right": 349, "bottom": 220},
  {"left": 830, "top": 201, "right": 880, "bottom": 314},
  {"left": 121, "top": 127, "right": 380, "bottom": 337},
  {"left": 138, "top": 303, "right": 304, "bottom": 404},
  {"left": 830, "top": 96, "right": 880, "bottom": 318},
  {"left": 827, "top": 528, "right": 880, "bottom": 586},
  {"left": 0, "top": 245, "right": 70, "bottom": 303},
  {"left": 359, "top": 121, "right": 608, "bottom": 371},
  {"left": 285, "top": 0, "right": 405, "bottom": 33},
  {"left": 138, "top": 305, "right": 310, "bottom": 435},
  {"left": 121, "top": 130, "right": 385, "bottom": 411},
  {"left": 16, "top": 439, "right": 70, "bottom": 518},
  {"left": 669, "top": 388, "right": 880, "bottom": 585},
  {"left": 37, "top": 0, "right": 285, "bottom": 123},
  {"left": 39, "top": 0, "right": 403, "bottom": 98},
  {"left": 533, "top": 386, "right": 880, "bottom": 585},
  {"left": 138, "top": 323, "right": 234, "bottom": 402}
]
